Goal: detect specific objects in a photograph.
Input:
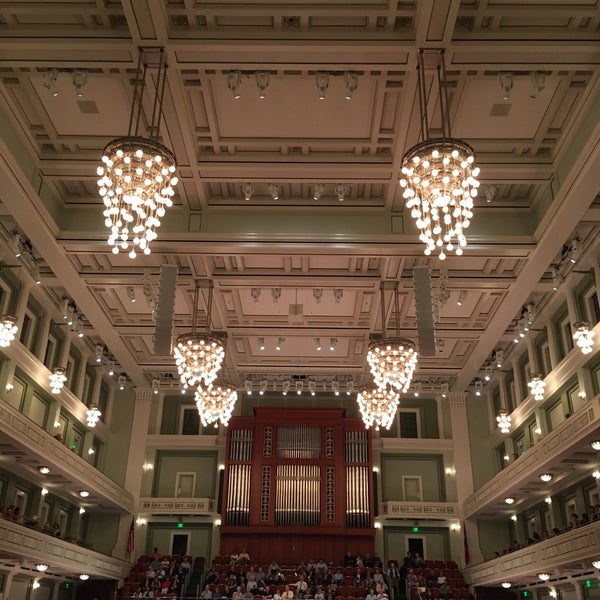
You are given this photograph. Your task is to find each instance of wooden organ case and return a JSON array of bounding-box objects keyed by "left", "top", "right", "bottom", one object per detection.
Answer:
[{"left": 220, "top": 408, "right": 375, "bottom": 562}]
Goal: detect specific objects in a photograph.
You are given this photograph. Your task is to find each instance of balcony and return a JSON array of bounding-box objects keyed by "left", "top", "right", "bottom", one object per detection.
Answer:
[
  {"left": 0, "top": 398, "right": 134, "bottom": 512},
  {"left": 464, "top": 396, "right": 600, "bottom": 518},
  {"left": 380, "top": 500, "right": 459, "bottom": 520},
  {"left": 139, "top": 497, "right": 217, "bottom": 515},
  {"left": 0, "top": 518, "right": 129, "bottom": 579},
  {"left": 465, "top": 521, "right": 600, "bottom": 587}
]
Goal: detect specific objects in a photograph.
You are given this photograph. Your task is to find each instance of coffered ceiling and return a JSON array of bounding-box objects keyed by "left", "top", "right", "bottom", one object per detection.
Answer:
[{"left": 0, "top": 0, "right": 599, "bottom": 394}]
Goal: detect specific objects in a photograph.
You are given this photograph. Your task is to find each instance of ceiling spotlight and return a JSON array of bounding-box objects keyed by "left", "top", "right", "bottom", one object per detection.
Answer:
[
  {"left": 332, "top": 380, "right": 340, "bottom": 396},
  {"left": 95, "top": 344, "right": 104, "bottom": 363},
  {"left": 343, "top": 71, "right": 358, "bottom": 100},
  {"left": 31, "top": 261, "right": 41, "bottom": 285},
  {"left": 38, "top": 466, "right": 51, "bottom": 475},
  {"left": 313, "top": 288, "right": 323, "bottom": 303},
  {"left": 539, "top": 473, "right": 553, "bottom": 482},
  {"left": 276, "top": 337, "right": 285, "bottom": 351},
  {"left": 245, "top": 379, "right": 253, "bottom": 396},
  {"left": 526, "top": 302, "right": 536, "bottom": 325},
  {"left": 316, "top": 72, "right": 329, "bottom": 100},
  {"left": 504, "top": 496, "right": 515, "bottom": 505},
  {"left": 308, "top": 380, "right": 316, "bottom": 396},
  {"left": 152, "top": 378, "right": 160, "bottom": 395},
  {"left": 72, "top": 69, "right": 87, "bottom": 97},
  {"left": 494, "top": 349, "right": 504, "bottom": 369},
  {"left": 592, "top": 441, "right": 600, "bottom": 450},
  {"left": 118, "top": 375, "right": 126, "bottom": 390},
  {"left": 499, "top": 72, "right": 513, "bottom": 101},
  {"left": 346, "top": 380, "right": 354, "bottom": 396},
  {"left": 335, "top": 184, "right": 347, "bottom": 202},
  {"left": 329, "top": 338, "right": 337, "bottom": 351},
  {"left": 474, "top": 379, "right": 483, "bottom": 396},
  {"left": 570, "top": 235, "right": 579, "bottom": 263},
  {"left": 296, "top": 380, "right": 303, "bottom": 395},
  {"left": 256, "top": 71, "right": 270, "bottom": 99},
  {"left": 268, "top": 183, "right": 279, "bottom": 200},
  {"left": 241, "top": 182, "right": 254, "bottom": 201},
  {"left": 414, "top": 382, "right": 422, "bottom": 397},
  {"left": 538, "top": 573, "right": 550, "bottom": 581},
  {"left": 126, "top": 286, "right": 136, "bottom": 303},
  {"left": 313, "top": 183, "right": 325, "bottom": 201},
  {"left": 486, "top": 185, "right": 497, "bottom": 203},
  {"left": 228, "top": 71, "right": 242, "bottom": 99},
  {"left": 43, "top": 68, "right": 59, "bottom": 96},
  {"left": 484, "top": 365, "right": 493, "bottom": 382},
  {"left": 258, "top": 337, "right": 265, "bottom": 351},
  {"left": 552, "top": 265, "right": 563, "bottom": 291},
  {"left": 250, "top": 287, "right": 261, "bottom": 302},
  {"left": 107, "top": 361, "right": 115, "bottom": 377},
  {"left": 272, "top": 287, "right": 281, "bottom": 302},
  {"left": 79, "top": 574, "right": 90, "bottom": 580},
  {"left": 315, "top": 338, "right": 322, "bottom": 351},
  {"left": 530, "top": 71, "right": 546, "bottom": 98},
  {"left": 79, "top": 490, "right": 90, "bottom": 498},
  {"left": 333, "top": 288, "right": 343, "bottom": 303},
  {"left": 36, "top": 563, "right": 49, "bottom": 572},
  {"left": 501, "top": 583, "right": 511, "bottom": 589},
  {"left": 457, "top": 290, "right": 467, "bottom": 306},
  {"left": 259, "top": 379, "right": 268, "bottom": 395},
  {"left": 440, "top": 382, "right": 449, "bottom": 398},
  {"left": 282, "top": 380, "right": 290, "bottom": 396}
]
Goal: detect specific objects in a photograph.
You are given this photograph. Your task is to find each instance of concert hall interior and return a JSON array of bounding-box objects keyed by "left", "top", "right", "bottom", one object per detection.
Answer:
[{"left": 0, "top": 1, "right": 599, "bottom": 599}]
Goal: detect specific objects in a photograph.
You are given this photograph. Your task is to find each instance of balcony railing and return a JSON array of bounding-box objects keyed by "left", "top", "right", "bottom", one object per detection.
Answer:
[
  {"left": 464, "top": 397, "right": 600, "bottom": 518},
  {"left": 0, "top": 398, "right": 134, "bottom": 512},
  {"left": 139, "top": 497, "right": 217, "bottom": 514},
  {"left": 0, "top": 518, "right": 130, "bottom": 579},
  {"left": 380, "top": 500, "right": 459, "bottom": 519},
  {"left": 465, "top": 520, "right": 600, "bottom": 586}
]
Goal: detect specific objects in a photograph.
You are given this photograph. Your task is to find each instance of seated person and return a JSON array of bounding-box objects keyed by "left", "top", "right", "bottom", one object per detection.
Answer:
[
  {"left": 230, "top": 551, "right": 239, "bottom": 567},
  {"left": 333, "top": 569, "right": 344, "bottom": 585},
  {"left": 232, "top": 586, "right": 244, "bottom": 600},
  {"left": 205, "top": 567, "right": 219, "bottom": 585},
  {"left": 439, "top": 582, "right": 452, "bottom": 600},
  {"left": 372, "top": 554, "right": 383, "bottom": 569},
  {"left": 295, "top": 575, "right": 309, "bottom": 598},
  {"left": 255, "top": 567, "right": 266, "bottom": 581},
  {"left": 255, "top": 580, "right": 268, "bottom": 596},
  {"left": 413, "top": 553, "right": 425, "bottom": 568},
  {"left": 281, "top": 585, "right": 294, "bottom": 600},
  {"left": 314, "top": 587, "right": 325, "bottom": 600},
  {"left": 343, "top": 552, "right": 356, "bottom": 567},
  {"left": 237, "top": 549, "right": 251, "bottom": 566},
  {"left": 366, "top": 589, "right": 378, "bottom": 600}
]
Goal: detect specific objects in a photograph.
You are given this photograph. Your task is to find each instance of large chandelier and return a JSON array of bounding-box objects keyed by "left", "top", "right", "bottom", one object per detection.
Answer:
[
  {"left": 366, "top": 282, "right": 418, "bottom": 392},
  {"left": 400, "top": 50, "right": 480, "bottom": 260},
  {"left": 356, "top": 386, "right": 400, "bottom": 431},
  {"left": 173, "top": 280, "right": 225, "bottom": 390},
  {"left": 496, "top": 409, "right": 511, "bottom": 433},
  {"left": 49, "top": 367, "right": 67, "bottom": 394},
  {"left": 195, "top": 381, "right": 238, "bottom": 428},
  {"left": 573, "top": 321, "right": 594, "bottom": 355},
  {"left": 86, "top": 405, "right": 102, "bottom": 428},
  {"left": 528, "top": 374, "right": 546, "bottom": 401},
  {"left": 0, "top": 315, "right": 18, "bottom": 347},
  {"left": 96, "top": 48, "right": 178, "bottom": 259}
]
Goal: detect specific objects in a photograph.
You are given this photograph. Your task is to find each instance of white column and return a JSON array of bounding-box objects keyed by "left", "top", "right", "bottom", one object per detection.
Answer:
[
  {"left": 512, "top": 360, "right": 524, "bottom": 405},
  {"left": 14, "top": 279, "right": 32, "bottom": 331},
  {"left": 35, "top": 312, "right": 52, "bottom": 362},
  {"left": 449, "top": 392, "right": 484, "bottom": 565},
  {"left": 55, "top": 330, "right": 72, "bottom": 370},
  {"left": 545, "top": 320, "right": 560, "bottom": 369},
  {"left": 564, "top": 277, "right": 580, "bottom": 324},
  {"left": 0, "top": 360, "right": 16, "bottom": 395},
  {"left": 75, "top": 350, "right": 89, "bottom": 400},
  {"left": 89, "top": 365, "right": 103, "bottom": 406},
  {"left": 112, "top": 388, "right": 153, "bottom": 560}
]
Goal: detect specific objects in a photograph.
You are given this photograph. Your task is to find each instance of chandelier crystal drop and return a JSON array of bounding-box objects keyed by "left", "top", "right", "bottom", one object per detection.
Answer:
[
  {"left": 195, "top": 381, "right": 238, "bottom": 428},
  {"left": 86, "top": 404, "right": 102, "bottom": 428},
  {"left": 528, "top": 373, "right": 546, "bottom": 401},
  {"left": 367, "top": 337, "right": 418, "bottom": 393},
  {"left": 496, "top": 409, "right": 511, "bottom": 433},
  {"left": 400, "top": 140, "right": 480, "bottom": 259},
  {"left": 174, "top": 332, "right": 225, "bottom": 390},
  {"left": 49, "top": 367, "right": 67, "bottom": 394},
  {"left": 0, "top": 315, "right": 18, "bottom": 347},
  {"left": 400, "top": 49, "right": 480, "bottom": 260},
  {"left": 573, "top": 321, "right": 594, "bottom": 355},
  {"left": 356, "top": 386, "right": 400, "bottom": 431},
  {"left": 98, "top": 137, "right": 177, "bottom": 258},
  {"left": 96, "top": 48, "right": 177, "bottom": 259}
]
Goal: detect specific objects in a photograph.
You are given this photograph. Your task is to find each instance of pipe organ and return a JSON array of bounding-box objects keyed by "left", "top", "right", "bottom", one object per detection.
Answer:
[{"left": 221, "top": 408, "right": 374, "bottom": 562}]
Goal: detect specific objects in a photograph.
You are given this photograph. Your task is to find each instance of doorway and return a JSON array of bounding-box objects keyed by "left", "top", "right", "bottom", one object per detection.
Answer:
[
  {"left": 171, "top": 533, "right": 189, "bottom": 556},
  {"left": 408, "top": 537, "right": 424, "bottom": 559}
]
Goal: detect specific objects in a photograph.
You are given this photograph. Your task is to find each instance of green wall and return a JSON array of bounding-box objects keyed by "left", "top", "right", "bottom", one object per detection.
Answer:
[
  {"left": 477, "top": 520, "right": 510, "bottom": 560},
  {"left": 152, "top": 451, "right": 218, "bottom": 497},
  {"left": 102, "top": 388, "right": 135, "bottom": 487},
  {"left": 381, "top": 454, "right": 445, "bottom": 502},
  {"left": 466, "top": 394, "right": 497, "bottom": 491},
  {"left": 147, "top": 522, "right": 212, "bottom": 558},
  {"left": 383, "top": 526, "right": 449, "bottom": 562},
  {"left": 84, "top": 513, "right": 120, "bottom": 556}
]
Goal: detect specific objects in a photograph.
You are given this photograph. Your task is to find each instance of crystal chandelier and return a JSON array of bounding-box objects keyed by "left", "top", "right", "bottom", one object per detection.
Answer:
[
  {"left": 173, "top": 280, "right": 225, "bottom": 390},
  {"left": 528, "top": 373, "right": 546, "bottom": 401},
  {"left": 356, "top": 386, "right": 400, "bottom": 431},
  {"left": 0, "top": 315, "right": 18, "bottom": 347},
  {"left": 49, "top": 367, "right": 67, "bottom": 394},
  {"left": 399, "top": 50, "right": 480, "bottom": 260},
  {"left": 366, "top": 282, "right": 418, "bottom": 392},
  {"left": 496, "top": 409, "right": 511, "bottom": 433},
  {"left": 96, "top": 48, "right": 178, "bottom": 259},
  {"left": 86, "top": 405, "right": 101, "bottom": 428},
  {"left": 195, "top": 380, "right": 238, "bottom": 428},
  {"left": 573, "top": 321, "right": 594, "bottom": 355}
]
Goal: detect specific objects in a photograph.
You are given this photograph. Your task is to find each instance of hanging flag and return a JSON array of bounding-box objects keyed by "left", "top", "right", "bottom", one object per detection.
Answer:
[
  {"left": 126, "top": 518, "right": 135, "bottom": 559},
  {"left": 463, "top": 521, "right": 470, "bottom": 565}
]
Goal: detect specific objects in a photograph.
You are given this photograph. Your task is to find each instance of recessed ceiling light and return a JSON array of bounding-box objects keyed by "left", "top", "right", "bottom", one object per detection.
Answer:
[
  {"left": 79, "top": 574, "right": 89, "bottom": 580},
  {"left": 591, "top": 441, "right": 600, "bottom": 450},
  {"left": 78, "top": 490, "right": 90, "bottom": 498},
  {"left": 501, "top": 583, "right": 511, "bottom": 589},
  {"left": 539, "top": 473, "right": 552, "bottom": 482},
  {"left": 38, "top": 466, "right": 51, "bottom": 475},
  {"left": 504, "top": 496, "right": 515, "bottom": 504},
  {"left": 593, "top": 561, "right": 600, "bottom": 569},
  {"left": 36, "top": 564, "right": 48, "bottom": 572},
  {"left": 538, "top": 573, "right": 550, "bottom": 581}
]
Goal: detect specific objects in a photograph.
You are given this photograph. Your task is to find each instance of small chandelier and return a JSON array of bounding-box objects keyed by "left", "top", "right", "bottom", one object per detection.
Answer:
[
  {"left": 97, "top": 48, "right": 178, "bottom": 258},
  {"left": 49, "top": 367, "right": 67, "bottom": 394},
  {"left": 528, "top": 374, "right": 546, "bottom": 401},
  {"left": 366, "top": 282, "right": 418, "bottom": 392},
  {"left": 173, "top": 280, "right": 225, "bottom": 390},
  {"left": 0, "top": 315, "right": 18, "bottom": 347},
  {"left": 573, "top": 321, "right": 594, "bottom": 355},
  {"left": 399, "top": 50, "right": 480, "bottom": 259},
  {"left": 86, "top": 405, "right": 102, "bottom": 428},
  {"left": 356, "top": 386, "right": 400, "bottom": 431},
  {"left": 496, "top": 409, "right": 511, "bottom": 433},
  {"left": 195, "top": 380, "right": 238, "bottom": 428}
]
